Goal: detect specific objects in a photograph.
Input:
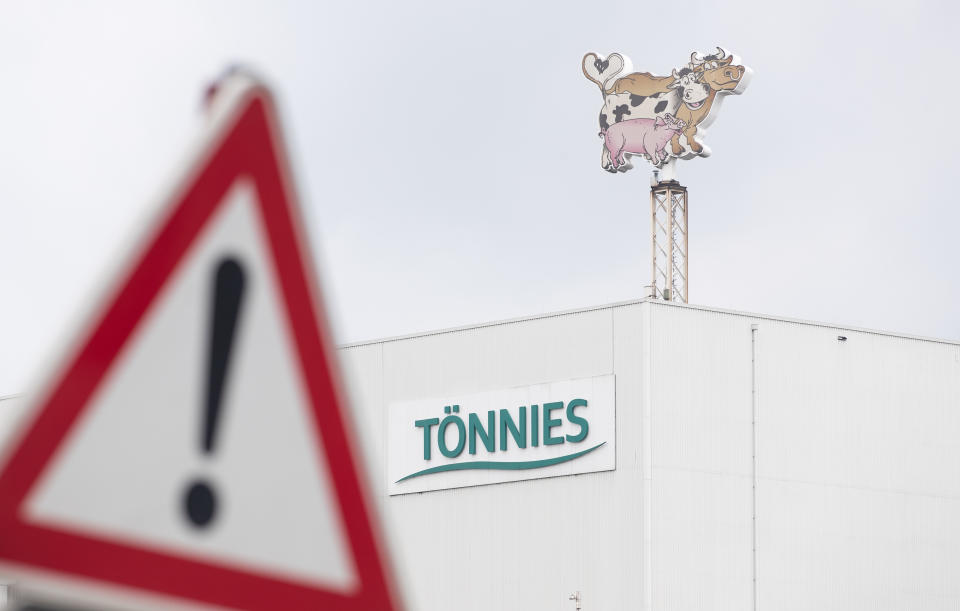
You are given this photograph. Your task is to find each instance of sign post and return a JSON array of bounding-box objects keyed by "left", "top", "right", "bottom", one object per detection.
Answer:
[{"left": 0, "top": 75, "right": 404, "bottom": 611}]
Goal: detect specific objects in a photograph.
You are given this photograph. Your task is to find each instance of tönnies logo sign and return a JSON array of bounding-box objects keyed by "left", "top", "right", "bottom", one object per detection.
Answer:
[{"left": 387, "top": 375, "right": 615, "bottom": 494}]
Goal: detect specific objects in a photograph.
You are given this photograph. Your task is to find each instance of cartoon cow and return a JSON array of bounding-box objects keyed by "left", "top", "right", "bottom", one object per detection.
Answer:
[
  {"left": 584, "top": 52, "right": 681, "bottom": 135},
  {"left": 669, "top": 54, "right": 746, "bottom": 155},
  {"left": 598, "top": 90, "right": 679, "bottom": 133},
  {"left": 668, "top": 68, "right": 709, "bottom": 112}
]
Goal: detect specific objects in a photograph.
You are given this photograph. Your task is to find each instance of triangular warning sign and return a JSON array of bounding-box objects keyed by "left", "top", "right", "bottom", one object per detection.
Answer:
[{"left": 0, "top": 78, "right": 403, "bottom": 611}]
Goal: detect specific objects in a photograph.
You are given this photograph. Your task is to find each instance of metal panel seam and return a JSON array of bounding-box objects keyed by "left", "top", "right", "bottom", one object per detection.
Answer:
[{"left": 641, "top": 302, "right": 653, "bottom": 611}]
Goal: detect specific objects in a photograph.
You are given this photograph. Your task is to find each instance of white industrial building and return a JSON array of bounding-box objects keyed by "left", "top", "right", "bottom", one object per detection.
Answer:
[
  {"left": 340, "top": 298, "right": 960, "bottom": 611},
  {"left": 0, "top": 298, "right": 958, "bottom": 610}
]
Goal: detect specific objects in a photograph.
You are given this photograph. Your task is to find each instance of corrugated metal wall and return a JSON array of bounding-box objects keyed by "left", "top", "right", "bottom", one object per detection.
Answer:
[
  {"left": 755, "top": 318, "right": 960, "bottom": 609},
  {"left": 647, "top": 305, "right": 755, "bottom": 610},
  {"left": 342, "top": 305, "right": 649, "bottom": 611},
  {"left": 342, "top": 300, "right": 960, "bottom": 611}
]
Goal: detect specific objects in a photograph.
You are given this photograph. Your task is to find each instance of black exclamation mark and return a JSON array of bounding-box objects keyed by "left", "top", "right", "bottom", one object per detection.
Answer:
[{"left": 183, "top": 257, "right": 246, "bottom": 529}]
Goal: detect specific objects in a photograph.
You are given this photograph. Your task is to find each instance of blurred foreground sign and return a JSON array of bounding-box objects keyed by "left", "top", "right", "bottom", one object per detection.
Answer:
[{"left": 0, "top": 77, "right": 402, "bottom": 611}]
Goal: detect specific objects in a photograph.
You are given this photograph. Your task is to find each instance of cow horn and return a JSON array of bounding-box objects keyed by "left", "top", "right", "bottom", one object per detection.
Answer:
[
  {"left": 715, "top": 46, "right": 726, "bottom": 59},
  {"left": 690, "top": 51, "right": 703, "bottom": 65}
]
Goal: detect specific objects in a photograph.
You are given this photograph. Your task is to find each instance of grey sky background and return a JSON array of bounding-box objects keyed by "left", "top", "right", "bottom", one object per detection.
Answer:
[{"left": 1, "top": 1, "right": 958, "bottom": 396}]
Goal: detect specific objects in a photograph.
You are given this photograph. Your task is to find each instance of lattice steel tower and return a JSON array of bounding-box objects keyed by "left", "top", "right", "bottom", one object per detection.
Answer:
[{"left": 648, "top": 179, "right": 688, "bottom": 303}]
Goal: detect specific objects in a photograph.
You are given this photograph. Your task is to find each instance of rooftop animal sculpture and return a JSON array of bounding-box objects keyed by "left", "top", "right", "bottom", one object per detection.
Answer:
[{"left": 582, "top": 47, "right": 750, "bottom": 171}]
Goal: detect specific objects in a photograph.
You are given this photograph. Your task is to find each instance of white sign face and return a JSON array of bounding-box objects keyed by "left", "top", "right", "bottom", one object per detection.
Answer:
[
  {"left": 24, "top": 182, "right": 354, "bottom": 588},
  {"left": 387, "top": 375, "right": 615, "bottom": 495}
]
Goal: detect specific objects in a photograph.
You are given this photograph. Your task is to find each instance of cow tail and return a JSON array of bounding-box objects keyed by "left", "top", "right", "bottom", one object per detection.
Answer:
[{"left": 601, "top": 53, "right": 627, "bottom": 95}]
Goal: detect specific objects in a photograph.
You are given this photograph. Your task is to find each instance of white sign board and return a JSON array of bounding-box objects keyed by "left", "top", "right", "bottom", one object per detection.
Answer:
[{"left": 388, "top": 375, "right": 616, "bottom": 495}]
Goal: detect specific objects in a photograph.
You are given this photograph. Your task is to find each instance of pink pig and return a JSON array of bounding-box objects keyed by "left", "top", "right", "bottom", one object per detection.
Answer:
[{"left": 601, "top": 114, "right": 686, "bottom": 169}]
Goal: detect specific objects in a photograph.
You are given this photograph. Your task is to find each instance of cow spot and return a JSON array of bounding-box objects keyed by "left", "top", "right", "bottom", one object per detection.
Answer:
[
  {"left": 650, "top": 92, "right": 661, "bottom": 98},
  {"left": 613, "top": 104, "right": 631, "bottom": 122},
  {"left": 599, "top": 113, "right": 610, "bottom": 131},
  {"left": 654, "top": 100, "right": 668, "bottom": 113},
  {"left": 630, "top": 94, "right": 646, "bottom": 107}
]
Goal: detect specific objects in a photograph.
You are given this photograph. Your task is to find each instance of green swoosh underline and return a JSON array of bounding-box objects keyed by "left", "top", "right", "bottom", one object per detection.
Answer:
[{"left": 395, "top": 441, "right": 607, "bottom": 483}]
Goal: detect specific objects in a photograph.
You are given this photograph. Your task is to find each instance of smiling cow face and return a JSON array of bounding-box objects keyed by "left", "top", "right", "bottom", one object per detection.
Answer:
[
  {"left": 669, "top": 68, "right": 710, "bottom": 110},
  {"left": 699, "top": 57, "right": 745, "bottom": 92}
]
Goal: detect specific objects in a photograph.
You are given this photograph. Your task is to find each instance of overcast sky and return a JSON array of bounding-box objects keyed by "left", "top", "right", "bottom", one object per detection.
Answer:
[{"left": 1, "top": 1, "right": 958, "bottom": 396}]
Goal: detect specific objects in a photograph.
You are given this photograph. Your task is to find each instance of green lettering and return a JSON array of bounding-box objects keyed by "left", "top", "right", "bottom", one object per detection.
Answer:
[
  {"left": 468, "top": 411, "right": 496, "bottom": 454},
  {"left": 438, "top": 414, "right": 466, "bottom": 458},
  {"left": 414, "top": 417, "right": 440, "bottom": 460},
  {"left": 531, "top": 404, "right": 539, "bottom": 447},
  {"left": 565, "top": 399, "right": 589, "bottom": 443},
  {"left": 543, "top": 401, "right": 564, "bottom": 445},
  {"left": 499, "top": 407, "right": 527, "bottom": 451}
]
